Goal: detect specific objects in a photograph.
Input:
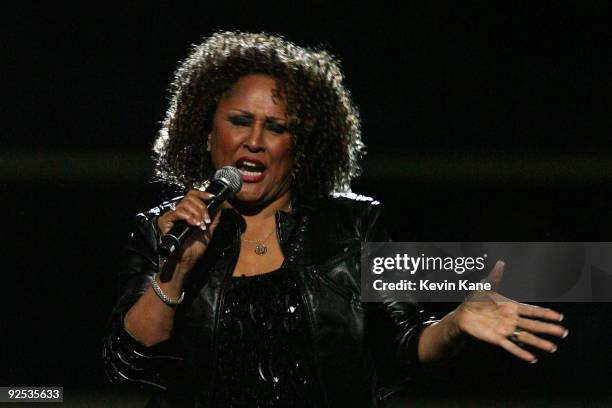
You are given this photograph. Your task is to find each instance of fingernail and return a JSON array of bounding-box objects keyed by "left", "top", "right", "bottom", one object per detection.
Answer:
[
  {"left": 550, "top": 345, "right": 558, "bottom": 353},
  {"left": 200, "top": 223, "right": 207, "bottom": 231},
  {"left": 558, "top": 314, "right": 564, "bottom": 322},
  {"left": 530, "top": 358, "right": 538, "bottom": 364},
  {"left": 196, "top": 221, "right": 201, "bottom": 226},
  {"left": 562, "top": 329, "right": 569, "bottom": 338},
  {"left": 205, "top": 214, "right": 211, "bottom": 224}
]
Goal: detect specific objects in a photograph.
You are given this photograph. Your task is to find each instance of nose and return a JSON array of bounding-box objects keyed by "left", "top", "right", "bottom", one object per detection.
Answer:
[{"left": 244, "top": 121, "right": 265, "bottom": 152}]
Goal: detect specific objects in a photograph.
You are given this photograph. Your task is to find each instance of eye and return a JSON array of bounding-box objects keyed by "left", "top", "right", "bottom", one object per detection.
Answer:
[
  {"left": 265, "top": 121, "right": 288, "bottom": 134},
  {"left": 228, "top": 116, "right": 252, "bottom": 127}
]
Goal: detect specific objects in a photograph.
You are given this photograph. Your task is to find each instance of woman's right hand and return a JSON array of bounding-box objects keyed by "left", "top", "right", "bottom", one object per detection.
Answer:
[{"left": 156, "top": 189, "right": 219, "bottom": 280}]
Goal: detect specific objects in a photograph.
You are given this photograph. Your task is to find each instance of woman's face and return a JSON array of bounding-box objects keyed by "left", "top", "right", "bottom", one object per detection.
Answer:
[{"left": 209, "top": 74, "right": 294, "bottom": 206}]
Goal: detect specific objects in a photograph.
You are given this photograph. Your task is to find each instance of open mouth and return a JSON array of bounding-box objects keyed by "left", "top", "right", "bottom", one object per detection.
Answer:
[{"left": 235, "top": 157, "right": 267, "bottom": 181}]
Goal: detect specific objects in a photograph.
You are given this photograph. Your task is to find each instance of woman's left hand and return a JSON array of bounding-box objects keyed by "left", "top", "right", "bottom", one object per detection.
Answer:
[{"left": 451, "top": 260, "right": 568, "bottom": 363}]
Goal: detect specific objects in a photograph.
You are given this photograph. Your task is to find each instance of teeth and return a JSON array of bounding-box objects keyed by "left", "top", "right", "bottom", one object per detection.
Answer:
[
  {"left": 241, "top": 161, "right": 263, "bottom": 169},
  {"left": 239, "top": 169, "right": 263, "bottom": 177}
]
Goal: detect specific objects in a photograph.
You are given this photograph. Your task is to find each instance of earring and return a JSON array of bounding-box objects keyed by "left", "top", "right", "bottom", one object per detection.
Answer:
[{"left": 206, "top": 134, "right": 211, "bottom": 152}]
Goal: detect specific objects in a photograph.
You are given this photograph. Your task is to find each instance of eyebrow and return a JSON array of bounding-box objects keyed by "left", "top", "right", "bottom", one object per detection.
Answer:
[{"left": 229, "top": 109, "right": 285, "bottom": 122}]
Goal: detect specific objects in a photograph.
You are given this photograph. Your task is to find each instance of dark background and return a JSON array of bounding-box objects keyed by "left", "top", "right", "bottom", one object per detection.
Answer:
[{"left": 2, "top": 1, "right": 611, "bottom": 406}]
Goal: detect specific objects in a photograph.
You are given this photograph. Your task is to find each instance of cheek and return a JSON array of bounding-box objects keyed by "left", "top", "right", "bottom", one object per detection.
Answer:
[
  {"left": 210, "top": 128, "right": 240, "bottom": 160},
  {"left": 270, "top": 141, "right": 294, "bottom": 168}
]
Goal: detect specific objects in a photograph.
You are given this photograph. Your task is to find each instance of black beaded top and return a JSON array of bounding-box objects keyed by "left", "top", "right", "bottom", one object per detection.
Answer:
[{"left": 212, "top": 268, "right": 322, "bottom": 407}]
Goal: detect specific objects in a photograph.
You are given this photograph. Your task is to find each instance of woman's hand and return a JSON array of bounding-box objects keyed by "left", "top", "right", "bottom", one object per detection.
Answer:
[
  {"left": 451, "top": 260, "right": 568, "bottom": 363},
  {"left": 157, "top": 189, "right": 219, "bottom": 280},
  {"left": 123, "top": 189, "right": 220, "bottom": 346}
]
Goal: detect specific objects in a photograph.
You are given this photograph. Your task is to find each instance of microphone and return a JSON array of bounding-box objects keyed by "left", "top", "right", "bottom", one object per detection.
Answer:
[{"left": 158, "top": 166, "right": 242, "bottom": 259}]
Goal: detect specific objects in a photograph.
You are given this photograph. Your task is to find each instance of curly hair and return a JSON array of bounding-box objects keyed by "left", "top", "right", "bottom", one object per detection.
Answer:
[{"left": 153, "top": 31, "right": 365, "bottom": 198}]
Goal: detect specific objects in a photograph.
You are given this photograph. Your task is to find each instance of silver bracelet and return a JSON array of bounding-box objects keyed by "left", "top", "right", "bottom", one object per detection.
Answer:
[{"left": 149, "top": 273, "right": 185, "bottom": 306}]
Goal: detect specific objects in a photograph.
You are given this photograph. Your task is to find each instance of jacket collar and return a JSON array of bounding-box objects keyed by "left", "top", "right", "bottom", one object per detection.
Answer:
[{"left": 214, "top": 192, "right": 312, "bottom": 251}]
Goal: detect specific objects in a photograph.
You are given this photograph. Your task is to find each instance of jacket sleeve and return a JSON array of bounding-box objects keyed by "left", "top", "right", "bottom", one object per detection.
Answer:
[
  {"left": 102, "top": 204, "right": 185, "bottom": 391},
  {"left": 361, "top": 201, "right": 438, "bottom": 387}
]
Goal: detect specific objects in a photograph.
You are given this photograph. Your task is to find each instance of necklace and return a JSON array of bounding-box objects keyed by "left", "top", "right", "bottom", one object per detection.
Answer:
[
  {"left": 241, "top": 228, "right": 275, "bottom": 255},
  {"left": 240, "top": 201, "right": 292, "bottom": 256}
]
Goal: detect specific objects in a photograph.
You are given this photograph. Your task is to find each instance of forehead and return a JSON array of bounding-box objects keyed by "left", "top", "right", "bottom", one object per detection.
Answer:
[{"left": 218, "top": 74, "right": 286, "bottom": 111}]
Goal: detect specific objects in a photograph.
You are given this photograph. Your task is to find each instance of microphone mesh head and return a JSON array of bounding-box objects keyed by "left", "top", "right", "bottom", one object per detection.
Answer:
[{"left": 213, "top": 166, "right": 243, "bottom": 194}]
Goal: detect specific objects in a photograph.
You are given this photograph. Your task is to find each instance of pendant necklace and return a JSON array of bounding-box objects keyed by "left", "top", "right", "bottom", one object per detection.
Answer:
[
  {"left": 241, "top": 228, "right": 275, "bottom": 255},
  {"left": 240, "top": 201, "right": 292, "bottom": 256}
]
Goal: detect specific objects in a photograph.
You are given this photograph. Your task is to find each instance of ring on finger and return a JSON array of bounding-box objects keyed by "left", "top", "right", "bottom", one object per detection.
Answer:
[{"left": 508, "top": 327, "right": 522, "bottom": 343}]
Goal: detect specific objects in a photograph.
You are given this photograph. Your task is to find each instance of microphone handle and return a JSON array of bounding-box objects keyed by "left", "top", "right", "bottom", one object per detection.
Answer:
[{"left": 158, "top": 181, "right": 232, "bottom": 259}]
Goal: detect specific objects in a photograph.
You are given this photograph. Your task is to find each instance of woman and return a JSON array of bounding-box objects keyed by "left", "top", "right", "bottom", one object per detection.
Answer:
[{"left": 103, "top": 31, "right": 567, "bottom": 407}]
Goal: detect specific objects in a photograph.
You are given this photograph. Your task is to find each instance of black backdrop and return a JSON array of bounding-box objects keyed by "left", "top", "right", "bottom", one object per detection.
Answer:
[{"left": 2, "top": 1, "right": 611, "bottom": 406}]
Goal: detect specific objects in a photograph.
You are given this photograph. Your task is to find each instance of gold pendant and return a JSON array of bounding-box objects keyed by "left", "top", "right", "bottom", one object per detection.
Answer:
[{"left": 254, "top": 242, "right": 267, "bottom": 255}]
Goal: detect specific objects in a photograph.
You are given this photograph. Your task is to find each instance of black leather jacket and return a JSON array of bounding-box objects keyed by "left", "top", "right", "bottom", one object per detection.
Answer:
[{"left": 102, "top": 193, "right": 435, "bottom": 407}]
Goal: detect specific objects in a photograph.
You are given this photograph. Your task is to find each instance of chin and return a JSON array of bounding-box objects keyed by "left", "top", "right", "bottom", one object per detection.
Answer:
[{"left": 234, "top": 190, "right": 265, "bottom": 204}]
